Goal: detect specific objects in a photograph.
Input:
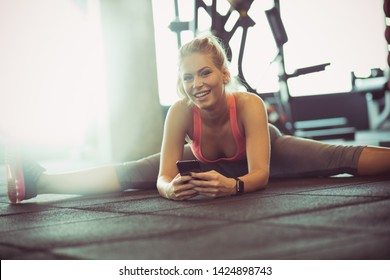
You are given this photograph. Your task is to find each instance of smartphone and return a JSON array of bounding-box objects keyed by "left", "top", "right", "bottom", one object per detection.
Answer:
[{"left": 176, "top": 160, "right": 201, "bottom": 176}]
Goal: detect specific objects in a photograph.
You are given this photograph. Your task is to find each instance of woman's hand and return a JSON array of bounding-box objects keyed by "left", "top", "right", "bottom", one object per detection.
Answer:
[
  {"left": 164, "top": 173, "right": 199, "bottom": 201},
  {"left": 190, "top": 170, "right": 236, "bottom": 198}
]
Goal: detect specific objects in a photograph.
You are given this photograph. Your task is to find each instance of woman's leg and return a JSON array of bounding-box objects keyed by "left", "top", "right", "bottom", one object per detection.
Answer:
[
  {"left": 39, "top": 151, "right": 165, "bottom": 195},
  {"left": 8, "top": 144, "right": 201, "bottom": 203},
  {"left": 357, "top": 146, "right": 390, "bottom": 175},
  {"left": 268, "top": 124, "right": 367, "bottom": 178},
  {"left": 37, "top": 165, "right": 122, "bottom": 195},
  {"left": 6, "top": 149, "right": 162, "bottom": 203},
  {"left": 39, "top": 144, "right": 205, "bottom": 195},
  {"left": 113, "top": 152, "right": 161, "bottom": 191}
]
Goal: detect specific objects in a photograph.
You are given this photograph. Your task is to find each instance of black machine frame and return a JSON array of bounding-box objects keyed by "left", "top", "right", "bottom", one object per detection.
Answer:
[{"left": 169, "top": 0, "right": 334, "bottom": 135}]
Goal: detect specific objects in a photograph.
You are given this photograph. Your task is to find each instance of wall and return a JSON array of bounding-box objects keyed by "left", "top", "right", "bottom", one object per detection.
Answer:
[{"left": 100, "top": 0, "right": 163, "bottom": 161}]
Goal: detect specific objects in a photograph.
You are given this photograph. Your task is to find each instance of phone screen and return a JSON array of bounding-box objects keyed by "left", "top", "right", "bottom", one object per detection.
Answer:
[{"left": 176, "top": 160, "right": 201, "bottom": 176}]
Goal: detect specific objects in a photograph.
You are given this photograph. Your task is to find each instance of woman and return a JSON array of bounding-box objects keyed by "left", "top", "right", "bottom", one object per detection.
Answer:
[
  {"left": 156, "top": 34, "right": 390, "bottom": 200},
  {"left": 6, "top": 34, "right": 390, "bottom": 204}
]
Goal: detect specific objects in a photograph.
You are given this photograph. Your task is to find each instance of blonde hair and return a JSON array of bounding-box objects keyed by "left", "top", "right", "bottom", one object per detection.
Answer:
[{"left": 177, "top": 34, "right": 236, "bottom": 100}]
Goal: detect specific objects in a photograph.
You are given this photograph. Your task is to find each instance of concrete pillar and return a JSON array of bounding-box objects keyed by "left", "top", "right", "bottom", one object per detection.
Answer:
[{"left": 100, "top": 0, "right": 163, "bottom": 161}]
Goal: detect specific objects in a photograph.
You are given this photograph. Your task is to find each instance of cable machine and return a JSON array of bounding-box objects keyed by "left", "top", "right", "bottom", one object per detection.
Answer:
[
  {"left": 169, "top": 0, "right": 356, "bottom": 138},
  {"left": 169, "top": 0, "right": 256, "bottom": 92}
]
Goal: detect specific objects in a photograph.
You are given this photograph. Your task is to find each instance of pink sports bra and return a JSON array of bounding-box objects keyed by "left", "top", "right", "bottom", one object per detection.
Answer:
[{"left": 190, "top": 95, "right": 246, "bottom": 163}]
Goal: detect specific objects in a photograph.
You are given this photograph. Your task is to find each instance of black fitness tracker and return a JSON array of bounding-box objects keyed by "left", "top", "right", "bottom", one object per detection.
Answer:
[{"left": 234, "top": 178, "right": 244, "bottom": 195}]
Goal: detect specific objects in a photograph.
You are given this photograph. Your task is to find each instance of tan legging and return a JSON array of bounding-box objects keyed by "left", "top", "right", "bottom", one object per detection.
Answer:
[{"left": 115, "top": 124, "right": 365, "bottom": 190}]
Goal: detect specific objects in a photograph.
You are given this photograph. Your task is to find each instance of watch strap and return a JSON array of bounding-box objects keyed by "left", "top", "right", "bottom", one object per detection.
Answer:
[{"left": 234, "top": 177, "right": 244, "bottom": 195}]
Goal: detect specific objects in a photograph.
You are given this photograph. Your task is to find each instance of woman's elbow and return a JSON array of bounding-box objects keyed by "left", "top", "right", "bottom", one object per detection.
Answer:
[
  {"left": 259, "top": 171, "right": 269, "bottom": 189},
  {"left": 249, "top": 170, "right": 269, "bottom": 192}
]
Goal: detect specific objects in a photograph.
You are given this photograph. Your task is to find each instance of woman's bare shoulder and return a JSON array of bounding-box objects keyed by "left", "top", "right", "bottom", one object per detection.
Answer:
[
  {"left": 168, "top": 99, "right": 193, "bottom": 116},
  {"left": 233, "top": 92, "right": 265, "bottom": 109},
  {"left": 165, "top": 99, "right": 193, "bottom": 135}
]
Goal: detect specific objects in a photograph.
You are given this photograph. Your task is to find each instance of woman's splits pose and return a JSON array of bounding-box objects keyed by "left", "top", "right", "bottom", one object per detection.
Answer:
[{"left": 6, "top": 34, "right": 390, "bottom": 203}]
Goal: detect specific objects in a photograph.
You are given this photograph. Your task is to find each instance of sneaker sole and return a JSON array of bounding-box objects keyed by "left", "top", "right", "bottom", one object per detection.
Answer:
[{"left": 7, "top": 161, "right": 26, "bottom": 204}]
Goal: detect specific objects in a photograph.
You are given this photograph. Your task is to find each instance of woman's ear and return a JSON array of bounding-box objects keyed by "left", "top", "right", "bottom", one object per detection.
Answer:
[{"left": 223, "top": 69, "right": 231, "bottom": 84}]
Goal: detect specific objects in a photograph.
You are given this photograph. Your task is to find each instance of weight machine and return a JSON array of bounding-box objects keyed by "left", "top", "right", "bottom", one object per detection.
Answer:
[{"left": 169, "top": 0, "right": 357, "bottom": 138}]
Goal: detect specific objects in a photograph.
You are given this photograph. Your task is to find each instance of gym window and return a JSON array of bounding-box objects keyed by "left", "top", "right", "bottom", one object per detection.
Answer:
[{"left": 152, "top": 0, "right": 387, "bottom": 105}]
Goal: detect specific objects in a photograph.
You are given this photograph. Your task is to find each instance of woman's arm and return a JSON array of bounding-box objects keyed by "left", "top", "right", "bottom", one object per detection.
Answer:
[
  {"left": 190, "top": 93, "right": 270, "bottom": 197},
  {"left": 238, "top": 93, "right": 270, "bottom": 191},
  {"left": 157, "top": 101, "right": 199, "bottom": 200}
]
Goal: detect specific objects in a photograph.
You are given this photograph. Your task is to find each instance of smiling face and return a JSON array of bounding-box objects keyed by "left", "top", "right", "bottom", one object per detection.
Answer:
[{"left": 180, "top": 52, "right": 229, "bottom": 109}]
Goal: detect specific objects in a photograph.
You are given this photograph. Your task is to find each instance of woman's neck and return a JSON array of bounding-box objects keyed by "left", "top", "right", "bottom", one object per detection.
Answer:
[{"left": 200, "top": 94, "right": 230, "bottom": 126}]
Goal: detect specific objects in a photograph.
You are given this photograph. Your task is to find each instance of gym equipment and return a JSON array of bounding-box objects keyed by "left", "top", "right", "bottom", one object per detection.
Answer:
[
  {"left": 169, "top": 0, "right": 257, "bottom": 92},
  {"left": 169, "top": 0, "right": 360, "bottom": 140}
]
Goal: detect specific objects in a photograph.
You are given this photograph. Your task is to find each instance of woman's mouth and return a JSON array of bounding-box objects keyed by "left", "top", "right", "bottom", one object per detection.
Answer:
[{"left": 194, "top": 90, "right": 211, "bottom": 99}]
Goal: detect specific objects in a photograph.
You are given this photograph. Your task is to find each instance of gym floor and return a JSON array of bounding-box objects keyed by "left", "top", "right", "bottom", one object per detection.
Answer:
[{"left": 0, "top": 130, "right": 389, "bottom": 260}]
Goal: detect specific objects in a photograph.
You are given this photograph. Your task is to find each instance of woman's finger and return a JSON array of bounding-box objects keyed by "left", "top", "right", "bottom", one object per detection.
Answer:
[
  {"left": 190, "top": 171, "right": 217, "bottom": 181},
  {"left": 171, "top": 189, "right": 198, "bottom": 200},
  {"left": 193, "top": 187, "right": 218, "bottom": 195},
  {"left": 176, "top": 189, "right": 198, "bottom": 198}
]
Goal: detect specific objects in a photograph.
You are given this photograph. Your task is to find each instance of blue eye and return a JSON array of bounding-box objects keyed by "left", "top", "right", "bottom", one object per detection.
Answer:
[{"left": 183, "top": 75, "right": 193, "bottom": 82}]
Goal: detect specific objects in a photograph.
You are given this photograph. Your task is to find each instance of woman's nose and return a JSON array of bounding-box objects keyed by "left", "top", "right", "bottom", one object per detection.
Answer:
[{"left": 193, "top": 76, "right": 203, "bottom": 88}]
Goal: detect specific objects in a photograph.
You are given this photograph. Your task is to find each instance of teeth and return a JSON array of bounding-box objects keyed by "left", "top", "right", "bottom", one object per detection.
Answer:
[{"left": 194, "top": 90, "right": 210, "bottom": 98}]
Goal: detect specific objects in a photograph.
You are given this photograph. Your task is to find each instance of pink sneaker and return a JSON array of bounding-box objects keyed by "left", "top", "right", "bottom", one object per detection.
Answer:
[
  {"left": 6, "top": 156, "right": 26, "bottom": 204},
  {"left": 5, "top": 146, "right": 45, "bottom": 204}
]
